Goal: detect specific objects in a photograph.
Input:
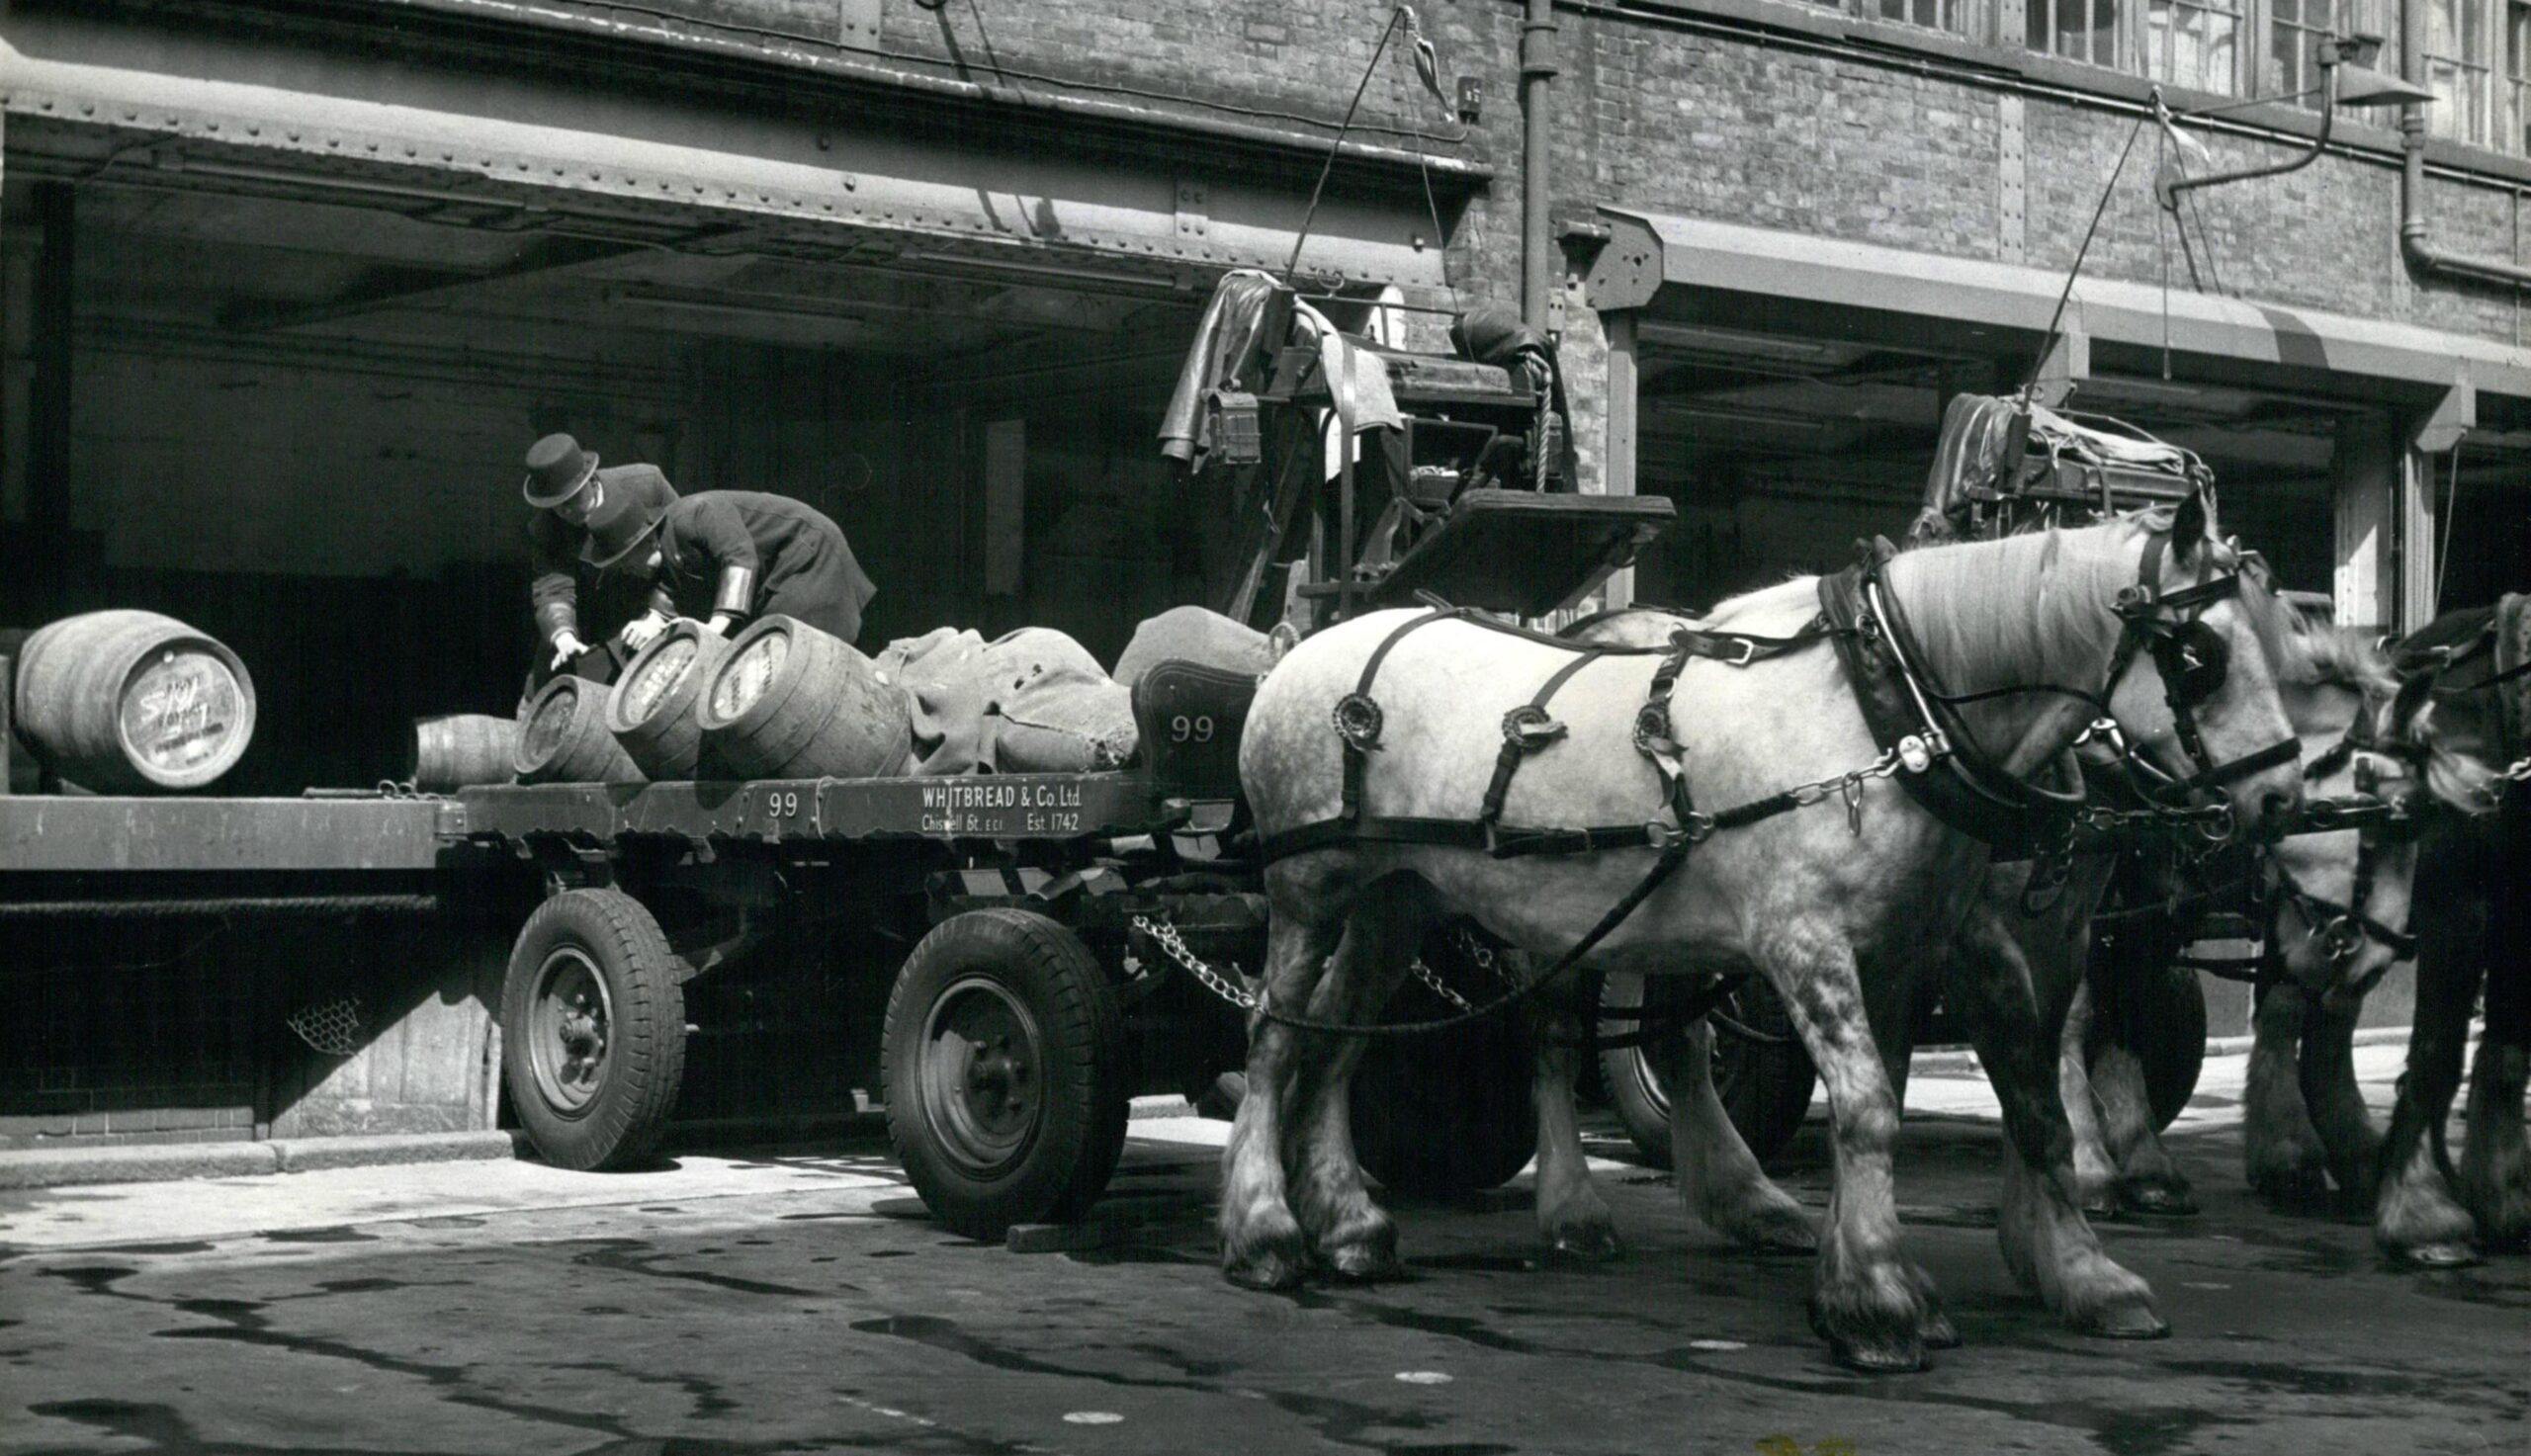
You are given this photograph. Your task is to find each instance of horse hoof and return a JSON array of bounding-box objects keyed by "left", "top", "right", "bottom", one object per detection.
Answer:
[
  {"left": 1222, "top": 1236, "right": 1312, "bottom": 1291},
  {"left": 1544, "top": 1222, "right": 1624, "bottom": 1262},
  {"left": 2075, "top": 1302, "right": 2171, "bottom": 1340},
  {"left": 2394, "top": 1242, "right": 2482, "bottom": 1269},
  {"left": 1809, "top": 1294, "right": 1928, "bottom": 1373},
  {"left": 1828, "top": 1335, "right": 1926, "bottom": 1374},
  {"left": 2120, "top": 1182, "right": 2198, "bottom": 1219},
  {"left": 1324, "top": 1241, "right": 1404, "bottom": 1283},
  {"left": 1919, "top": 1308, "right": 1962, "bottom": 1350}
]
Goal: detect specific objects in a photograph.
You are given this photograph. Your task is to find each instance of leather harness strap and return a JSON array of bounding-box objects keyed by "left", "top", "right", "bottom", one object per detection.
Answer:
[{"left": 1479, "top": 650, "right": 1602, "bottom": 827}]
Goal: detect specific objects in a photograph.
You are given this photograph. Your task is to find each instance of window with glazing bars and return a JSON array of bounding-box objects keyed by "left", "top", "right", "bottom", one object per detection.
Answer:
[
  {"left": 2426, "top": 0, "right": 2497, "bottom": 144},
  {"left": 2029, "top": 0, "right": 2123, "bottom": 67},
  {"left": 2146, "top": 0, "right": 2242, "bottom": 92},
  {"left": 2509, "top": 3, "right": 2531, "bottom": 151},
  {"left": 2269, "top": 0, "right": 2339, "bottom": 105},
  {"left": 1874, "top": 0, "right": 1972, "bottom": 35}
]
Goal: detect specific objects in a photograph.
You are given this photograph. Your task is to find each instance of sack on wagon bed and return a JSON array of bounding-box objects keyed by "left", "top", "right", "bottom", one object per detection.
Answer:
[{"left": 875, "top": 627, "right": 1137, "bottom": 776}]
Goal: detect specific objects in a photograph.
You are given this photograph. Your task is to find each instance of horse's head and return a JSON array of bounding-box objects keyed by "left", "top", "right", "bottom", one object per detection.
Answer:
[
  {"left": 2266, "top": 618, "right": 2419, "bottom": 999},
  {"left": 2380, "top": 603, "right": 2519, "bottom": 814},
  {"left": 2096, "top": 489, "right": 2305, "bottom": 841}
]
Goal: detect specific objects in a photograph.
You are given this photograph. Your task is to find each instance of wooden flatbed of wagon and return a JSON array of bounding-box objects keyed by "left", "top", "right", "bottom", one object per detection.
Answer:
[{"left": 0, "top": 765, "right": 1265, "bottom": 1238}]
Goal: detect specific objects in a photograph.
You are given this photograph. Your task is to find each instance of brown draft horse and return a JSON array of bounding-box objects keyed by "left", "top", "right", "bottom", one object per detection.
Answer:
[
  {"left": 2368, "top": 598, "right": 2531, "bottom": 1264},
  {"left": 1226, "top": 500, "right": 2304, "bottom": 1371}
]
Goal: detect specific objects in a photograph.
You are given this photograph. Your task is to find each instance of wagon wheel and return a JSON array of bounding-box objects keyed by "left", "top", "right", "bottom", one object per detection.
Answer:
[
  {"left": 501, "top": 888, "right": 687, "bottom": 1171},
  {"left": 1598, "top": 972, "right": 1816, "bottom": 1168},
  {"left": 883, "top": 909, "right": 1130, "bottom": 1241},
  {"left": 1351, "top": 927, "right": 1539, "bottom": 1197}
]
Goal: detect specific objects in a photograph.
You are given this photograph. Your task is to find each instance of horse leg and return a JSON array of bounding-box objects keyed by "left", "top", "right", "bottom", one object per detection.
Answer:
[
  {"left": 2299, "top": 991, "right": 2383, "bottom": 1203},
  {"left": 2059, "top": 979, "right": 2119, "bottom": 1216},
  {"left": 1528, "top": 976, "right": 1620, "bottom": 1260},
  {"left": 2086, "top": 1040, "right": 2194, "bottom": 1216},
  {"left": 2458, "top": 837, "right": 2531, "bottom": 1247},
  {"left": 1761, "top": 931, "right": 1940, "bottom": 1373},
  {"left": 2243, "top": 983, "right": 2330, "bottom": 1202},
  {"left": 1283, "top": 886, "right": 1425, "bottom": 1281},
  {"left": 1220, "top": 899, "right": 1347, "bottom": 1291},
  {"left": 1952, "top": 915, "right": 2167, "bottom": 1341},
  {"left": 2374, "top": 849, "right": 2484, "bottom": 1266},
  {"left": 2455, "top": 1034, "right": 2530, "bottom": 1247},
  {"left": 1654, "top": 1016, "right": 1816, "bottom": 1254},
  {"left": 2085, "top": 949, "right": 2194, "bottom": 1217}
]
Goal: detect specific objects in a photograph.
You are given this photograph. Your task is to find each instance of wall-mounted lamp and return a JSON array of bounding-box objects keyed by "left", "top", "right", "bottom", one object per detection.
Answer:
[{"left": 2157, "top": 34, "right": 2437, "bottom": 210}]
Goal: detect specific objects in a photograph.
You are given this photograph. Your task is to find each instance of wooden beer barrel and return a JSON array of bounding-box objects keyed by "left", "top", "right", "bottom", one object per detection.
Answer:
[
  {"left": 696, "top": 616, "right": 910, "bottom": 781},
  {"left": 11, "top": 610, "right": 257, "bottom": 792},
  {"left": 513, "top": 675, "right": 644, "bottom": 785},
  {"left": 411, "top": 713, "right": 518, "bottom": 791},
  {"left": 604, "top": 621, "right": 733, "bottom": 780}
]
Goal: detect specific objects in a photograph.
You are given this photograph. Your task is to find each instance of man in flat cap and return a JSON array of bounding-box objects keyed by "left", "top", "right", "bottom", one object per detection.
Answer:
[{"left": 521, "top": 433, "right": 679, "bottom": 684}]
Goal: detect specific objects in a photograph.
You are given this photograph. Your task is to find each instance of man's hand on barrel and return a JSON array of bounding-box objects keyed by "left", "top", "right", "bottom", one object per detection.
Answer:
[
  {"left": 549, "top": 630, "right": 590, "bottom": 670},
  {"left": 621, "top": 610, "right": 673, "bottom": 652}
]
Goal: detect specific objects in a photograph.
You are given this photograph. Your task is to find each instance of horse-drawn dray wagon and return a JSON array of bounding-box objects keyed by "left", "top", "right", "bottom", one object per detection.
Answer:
[{"left": 0, "top": 277, "right": 1673, "bottom": 1242}]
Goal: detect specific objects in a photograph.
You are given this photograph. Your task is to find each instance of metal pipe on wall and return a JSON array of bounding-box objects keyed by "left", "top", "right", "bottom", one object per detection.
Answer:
[
  {"left": 2400, "top": 0, "right": 2531, "bottom": 289},
  {"left": 1522, "top": 0, "right": 1559, "bottom": 331}
]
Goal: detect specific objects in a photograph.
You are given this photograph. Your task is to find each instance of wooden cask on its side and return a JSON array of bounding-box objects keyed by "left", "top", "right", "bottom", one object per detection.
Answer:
[
  {"left": 695, "top": 616, "right": 910, "bottom": 781},
  {"left": 513, "top": 675, "right": 644, "bottom": 785},
  {"left": 412, "top": 714, "right": 519, "bottom": 791},
  {"left": 605, "top": 622, "right": 733, "bottom": 781},
  {"left": 11, "top": 610, "right": 257, "bottom": 792}
]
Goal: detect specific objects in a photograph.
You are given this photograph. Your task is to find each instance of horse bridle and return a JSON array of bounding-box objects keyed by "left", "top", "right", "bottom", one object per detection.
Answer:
[
  {"left": 1881, "top": 527, "right": 2301, "bottom": 831},
  {"left": 2400, "top": 629, "right": 2531, "bottom": 805},
  {"left": 2268, "top": 715, "right": 2423, "bottom": 986}
]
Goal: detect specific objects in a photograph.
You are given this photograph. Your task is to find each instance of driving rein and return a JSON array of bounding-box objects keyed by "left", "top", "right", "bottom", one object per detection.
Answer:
[{"left": 1245, "top": 529, "right": 2297, "bottom": 1037}]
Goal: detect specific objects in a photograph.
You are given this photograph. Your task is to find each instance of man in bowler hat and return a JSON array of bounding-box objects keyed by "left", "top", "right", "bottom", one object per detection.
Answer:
[
  {"left": 594, "top": 489, "right": 877, "bottom": 647},
  {"left": 521, "top": 433, "right": 679, "bottom": 683}
]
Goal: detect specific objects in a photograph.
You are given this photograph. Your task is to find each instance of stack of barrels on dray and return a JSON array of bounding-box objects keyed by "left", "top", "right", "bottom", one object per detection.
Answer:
[
  {"left": 5, "top": 610, "right": 259, "bottom": 794},
  {"left": 489, "top": 616, "right": 911, "bottom": 788}
]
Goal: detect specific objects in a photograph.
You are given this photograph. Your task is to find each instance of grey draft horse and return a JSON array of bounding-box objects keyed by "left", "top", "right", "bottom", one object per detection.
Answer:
[
  {"left": 1224, "top": 501, "right": 2305, "bottom": 1371},
  {"left": 2061, "top": 623, "right": 2419, "bottom": 1217},
  {"left": 2063, "top": 606, "right": 2528, "bottom": 1264}
]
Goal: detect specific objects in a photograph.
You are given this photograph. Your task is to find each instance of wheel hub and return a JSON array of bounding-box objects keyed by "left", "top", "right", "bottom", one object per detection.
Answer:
[
  {"left": 919, "top": 978, "right": 1046, "bottom": 1175},
  {"left": 527, "top": 949, "right": 614, "bottom": 1116}
]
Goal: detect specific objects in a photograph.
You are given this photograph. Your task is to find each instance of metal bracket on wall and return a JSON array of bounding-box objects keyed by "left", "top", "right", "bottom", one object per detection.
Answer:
[{"left": 839, "top": 0, "right": 884, "bottom": 46}]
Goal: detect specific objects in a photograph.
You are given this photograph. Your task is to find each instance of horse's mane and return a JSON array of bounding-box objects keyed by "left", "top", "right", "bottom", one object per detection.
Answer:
[
  {"left": 2276, "top": 608, "right": 2396, "bottom": 701},
  {"left": 1883, "top": 505, "right": 2292, "bottom": 701}
]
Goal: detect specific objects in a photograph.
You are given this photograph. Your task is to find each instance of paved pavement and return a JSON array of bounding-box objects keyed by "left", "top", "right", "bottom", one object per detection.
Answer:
[{"left": 3, "top": 1042, "right": 2524, "bottom": 1456}]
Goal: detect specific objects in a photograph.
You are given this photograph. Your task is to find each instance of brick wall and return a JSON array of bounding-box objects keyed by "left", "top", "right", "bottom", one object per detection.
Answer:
[{"left": 277, "top": 0, "right": 2531, "bottom": 349}]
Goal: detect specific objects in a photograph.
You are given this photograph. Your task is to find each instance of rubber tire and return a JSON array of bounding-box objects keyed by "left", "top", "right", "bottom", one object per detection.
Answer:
[
  {"left": 1350, "top": 931, "right": 1539, "bottom": 1197},
  {"left": 501, "top": 888, "right": 687, "bottom": 1171},
  {"left": 883, "top": 909, "right": 1130, "bottom": 1241},
  {"left": 1598, "top": 973, "right": 1817, "bottom": 1168},
  {"left": 2114, "top": 963, "right": 2209, "bottom": 1133}
]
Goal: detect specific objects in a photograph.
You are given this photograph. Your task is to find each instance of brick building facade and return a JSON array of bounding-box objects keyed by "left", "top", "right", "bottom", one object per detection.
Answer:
[{"left": 1, "top": 0, "right": 2522, "bottom": 1145}]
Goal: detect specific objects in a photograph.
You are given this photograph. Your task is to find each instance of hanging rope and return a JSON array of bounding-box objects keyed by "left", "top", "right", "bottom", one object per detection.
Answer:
[
  {"left": 2435, "top": 431, "right": 2467, "bottom": 613},
  {"left": 1285, "top": 9, "right": 1411, "bottom": 283},
  {"left": 2027, "top": 113, "right": 2151, "bottom": 398}
]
